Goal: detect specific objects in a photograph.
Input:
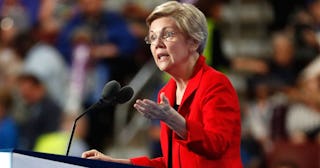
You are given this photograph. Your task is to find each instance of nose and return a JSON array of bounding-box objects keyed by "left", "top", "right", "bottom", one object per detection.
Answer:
[{"left": 153, "top": 36, "right": 165, "bottom": 47}]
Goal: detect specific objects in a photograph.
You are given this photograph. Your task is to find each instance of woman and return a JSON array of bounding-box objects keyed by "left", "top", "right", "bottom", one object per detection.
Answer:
[{"left": 82, "top": 1, "right": 242, "bottom": 167}]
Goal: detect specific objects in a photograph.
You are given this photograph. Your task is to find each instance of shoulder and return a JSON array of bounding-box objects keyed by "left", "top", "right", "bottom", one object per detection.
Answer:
[
  {"left": 202, "top": 65, "right": 233, "bottom": 87},
  {"left": 198, "top": 65, "right": 239, "bottom": 105}
]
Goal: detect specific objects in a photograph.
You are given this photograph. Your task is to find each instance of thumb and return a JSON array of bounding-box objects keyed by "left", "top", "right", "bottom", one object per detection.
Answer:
[{"left": 160, "top": 92, "right": 170, "bottom": 105}]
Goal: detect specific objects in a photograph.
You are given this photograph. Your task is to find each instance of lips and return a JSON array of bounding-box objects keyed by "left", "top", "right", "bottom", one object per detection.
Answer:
[{"left": 157, "top": 53, "right": 169, "bottom": 61}]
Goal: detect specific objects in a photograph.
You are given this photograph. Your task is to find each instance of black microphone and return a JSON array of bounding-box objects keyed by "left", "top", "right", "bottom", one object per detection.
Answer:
[
  {"left": 101, "top": 80, "right": 121, "bottom": 104},
  {"left": 101, "top": 82, "right": 134, "bottom": 105},
  {"left": 113, "top": 85, "right": 134, "bottom": 104},
  {"left": 65, "top": 80, "right": 133, "bottom": 156}
]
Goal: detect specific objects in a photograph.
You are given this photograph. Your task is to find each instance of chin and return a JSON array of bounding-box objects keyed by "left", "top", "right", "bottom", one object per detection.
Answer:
[
  {"left": 156, "top": 62, "right": 168, "bottom": 71},
  {"left": 159, "top": 67, "right": 173, "bottom": 75},
  {"left": 158, "top": 67, "right": 166, "bottom": 71}
]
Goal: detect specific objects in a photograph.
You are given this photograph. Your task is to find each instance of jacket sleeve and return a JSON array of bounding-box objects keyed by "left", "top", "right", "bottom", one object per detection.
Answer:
[
  {"left": 130, "top": 156, "right": 166, "bottom": 168},
  {"left": 174, "top": 76, "right": 241, "bottom": 159}
]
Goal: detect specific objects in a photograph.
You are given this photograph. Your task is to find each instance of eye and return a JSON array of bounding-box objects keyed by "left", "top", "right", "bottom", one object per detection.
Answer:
[
  {"left": 149, "top": 33, "right": 158, "bottom": 42},
  {"left": 163, "top": 31, "right": 175, "bottom": 40}
]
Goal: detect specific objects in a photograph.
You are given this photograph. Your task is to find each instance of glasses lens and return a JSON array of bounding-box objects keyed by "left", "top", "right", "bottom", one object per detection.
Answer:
[
  {"left": 145, "top": 29, "right": 177, "bottom": 45},
  {"left": 163, "top": 31, "right": 175, "bottom": 41},
  {"left": 144, "top": 36, "right": 151, "bottom": 44},
  {"left": 145, "top": 33, "right": 157, "bottom": 44}
]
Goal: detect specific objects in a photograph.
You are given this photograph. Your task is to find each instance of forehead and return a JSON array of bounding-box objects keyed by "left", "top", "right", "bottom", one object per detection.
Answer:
[{"left": 149, "top": 17, "right": 179, "bottom": 32}]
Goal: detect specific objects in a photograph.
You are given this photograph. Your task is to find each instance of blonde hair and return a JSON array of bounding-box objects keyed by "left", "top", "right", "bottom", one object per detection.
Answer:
[{"left": 146, "top": 1, "right": 208, "bottom": 54}]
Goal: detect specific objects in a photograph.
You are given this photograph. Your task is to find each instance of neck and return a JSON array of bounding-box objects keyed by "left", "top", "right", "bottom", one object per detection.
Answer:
[
  {"left": 170, "top": 53, "right": 199, "bottom": 81},
  {"left": 171, "top": 53, "right": 200, "bottom": 104}
]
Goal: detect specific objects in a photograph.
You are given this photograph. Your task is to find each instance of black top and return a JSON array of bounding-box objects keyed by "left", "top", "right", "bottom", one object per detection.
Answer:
[{"left": 168, "top": 104, "right": 179, "bottom": 168}]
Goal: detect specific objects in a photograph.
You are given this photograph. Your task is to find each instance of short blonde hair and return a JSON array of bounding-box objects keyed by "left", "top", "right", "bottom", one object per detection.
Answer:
[{"left": 146, "top": 1, "right": 208, "bottom": 54}]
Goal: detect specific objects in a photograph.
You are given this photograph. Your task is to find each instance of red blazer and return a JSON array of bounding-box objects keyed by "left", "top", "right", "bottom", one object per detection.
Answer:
[{"left": 131, "top": 56, "right": 242, "bottom": 168}]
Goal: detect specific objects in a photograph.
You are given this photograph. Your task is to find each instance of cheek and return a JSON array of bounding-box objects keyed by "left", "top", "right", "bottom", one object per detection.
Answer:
[
  {"left": 168, "top": 43, "right": 189, "bottom": 56},
  {"left": 150, "top": 47, "right": 157, "bottom": 60}
]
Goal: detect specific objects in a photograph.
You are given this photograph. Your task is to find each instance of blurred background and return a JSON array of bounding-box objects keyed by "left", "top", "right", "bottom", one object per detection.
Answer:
[{"left": 0, "top": 0, "right": 319, "bottom": 167}]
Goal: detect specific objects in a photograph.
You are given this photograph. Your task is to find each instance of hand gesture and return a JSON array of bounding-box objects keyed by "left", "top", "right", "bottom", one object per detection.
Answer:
[
  {"left": 134, "top": 92, "right": 187, "bottom": 139},
  {"left": 134, "top": 92, "right": 173, "bottom": 121}
]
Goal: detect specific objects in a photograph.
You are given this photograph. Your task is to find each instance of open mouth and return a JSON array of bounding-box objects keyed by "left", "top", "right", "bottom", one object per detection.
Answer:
[{"left": 157, "top": 53, "right": 169, "bottom": 61}]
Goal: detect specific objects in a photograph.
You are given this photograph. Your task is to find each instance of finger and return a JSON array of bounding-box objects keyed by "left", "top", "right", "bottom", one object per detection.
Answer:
[
  {"left": 143, "top": 99, "right": 158, "bottom": 107},
  {"left": 134, "top": 103, "right": 147, "bottom": 113},
  {"left": 160, "top": 92, "right": 169, "bottom": 105},
  {"left": 82, "top": 153, "right": 89, "bottom": 158},
  {"left": 134, "top": 103, "right": 153, "bottom": 119},
  {"left": 87, "top": 155, "right": 107, "bottom": 161},
  {"left": 82, "top": 149, "right": 97, "bottom": 158},
  {"left": 134, "top": 103, "right": 147, "bottom": 114},
  {"left": 87, "top": 156, "right": 100, "bottom": 160},
  {"left": 136, "top": 107, "right": 151, "bottom": 118},
  {"left": 136, "top": 99, "right": 158, "bottom": 113},
  {"left": 135, "top": 99, "right": 150, "bottom": 108}
]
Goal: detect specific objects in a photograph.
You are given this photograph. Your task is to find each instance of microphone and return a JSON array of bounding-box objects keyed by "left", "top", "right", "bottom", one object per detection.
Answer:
[
  {"left": 101, "top": 80, "right": 121, "bottom": 104},
  {"left": 65, "top": 80, "right": 133, "bottom": 156},
  {"left": 113, "top": 85, "right": 134, "bottom": 104}
]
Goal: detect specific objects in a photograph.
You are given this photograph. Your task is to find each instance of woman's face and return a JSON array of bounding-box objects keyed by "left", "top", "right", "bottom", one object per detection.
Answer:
[{"left": 148, "top": 17, "right": 194, "bottom": 73}]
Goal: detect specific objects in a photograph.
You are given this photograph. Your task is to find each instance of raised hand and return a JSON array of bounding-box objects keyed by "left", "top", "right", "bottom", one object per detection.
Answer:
[
  {"left": 134, "top": 92, "right": 174, "bottom": 121},
  {"left": 134, "top": 92, "right": 187, "bottom": 139}
]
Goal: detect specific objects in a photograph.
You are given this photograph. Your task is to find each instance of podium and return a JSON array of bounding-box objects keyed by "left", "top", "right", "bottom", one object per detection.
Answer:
[{"left": 0, "top": 149, "right": 147, "bottom": 168}]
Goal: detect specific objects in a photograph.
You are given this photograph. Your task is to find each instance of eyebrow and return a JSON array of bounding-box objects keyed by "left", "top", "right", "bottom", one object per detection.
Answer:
[{"left": 149, "top": 26, "right": 177, "bottom": 33}]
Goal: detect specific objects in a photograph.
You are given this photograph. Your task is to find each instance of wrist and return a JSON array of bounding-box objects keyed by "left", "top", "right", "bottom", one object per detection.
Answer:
[
  {"left": 114, "top": 158, "right": 131, "bottom": 165},
  {"left": 164, "top": 111, "right": 187, "bottom": 139}
]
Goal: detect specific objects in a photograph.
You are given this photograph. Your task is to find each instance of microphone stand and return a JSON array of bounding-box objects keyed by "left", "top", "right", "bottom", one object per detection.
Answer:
[
  {"left": 65, "top": 85, "right": 133, "bottom": 156},
  {"left": 66, "top": 100, "right": 106, "bottom": 156}
]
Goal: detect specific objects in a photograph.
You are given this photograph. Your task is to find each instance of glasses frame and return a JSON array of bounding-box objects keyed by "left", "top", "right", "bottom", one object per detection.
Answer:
[{"left": 144, "top": 29, "right": 179, "bottom": 45}]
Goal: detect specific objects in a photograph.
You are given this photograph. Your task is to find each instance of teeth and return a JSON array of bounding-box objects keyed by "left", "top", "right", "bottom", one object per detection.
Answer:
[{"left": 158, "top": 54, "right": 168, "bottom": 59}]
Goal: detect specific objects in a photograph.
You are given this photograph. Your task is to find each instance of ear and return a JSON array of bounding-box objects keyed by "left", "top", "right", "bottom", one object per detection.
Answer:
[{"left": 188, "top": 39, "right": 200, "bottom": 52}]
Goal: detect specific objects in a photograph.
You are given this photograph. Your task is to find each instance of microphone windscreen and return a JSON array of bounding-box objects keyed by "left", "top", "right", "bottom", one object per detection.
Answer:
[
  {"left": 101, "top": 80, "right": 121, "bottom": 100},
  {"left": 115, "top": 86, "right": 134, "bottom": 104}
]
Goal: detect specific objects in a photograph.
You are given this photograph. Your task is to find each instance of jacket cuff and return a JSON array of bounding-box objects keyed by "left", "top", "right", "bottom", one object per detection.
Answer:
[{"left": 130, "top": 156, "right": 151, "bottom": 167}]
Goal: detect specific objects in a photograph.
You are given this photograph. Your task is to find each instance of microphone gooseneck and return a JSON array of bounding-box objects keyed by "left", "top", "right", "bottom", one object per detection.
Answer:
[{"left": 66, "top": 80, "right": 132, "bottom": 156}]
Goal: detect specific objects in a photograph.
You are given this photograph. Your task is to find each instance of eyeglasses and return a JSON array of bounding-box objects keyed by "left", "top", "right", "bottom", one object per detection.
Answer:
[{"left": 145, "top": 29, "right": 179, "bottom": 45}]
